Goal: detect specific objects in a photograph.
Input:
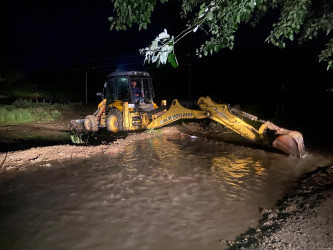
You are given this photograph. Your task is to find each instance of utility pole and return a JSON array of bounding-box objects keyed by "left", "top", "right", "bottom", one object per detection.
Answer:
[{"left": 85, "top": 71, "right": 88, "bottom": 105}]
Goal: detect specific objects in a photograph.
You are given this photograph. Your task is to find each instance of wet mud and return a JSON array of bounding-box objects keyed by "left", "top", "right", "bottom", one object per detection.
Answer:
[
  {"left": 226, "top": 165, "right": 333, "bottom": 249},
  {"left": 0, "top": 113, "right": 332, "bottom": 249}
]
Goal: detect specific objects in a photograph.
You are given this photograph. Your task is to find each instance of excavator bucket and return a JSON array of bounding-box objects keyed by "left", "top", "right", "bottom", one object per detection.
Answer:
[
  {"left": 273, "top": 135, "right": 302, "bottom": 157},
  {"left": 198, "top": 97, "right": 305, "bottom": 157},
  {"left": 262, "top": 122, "right": 305, "bottom": 157}
]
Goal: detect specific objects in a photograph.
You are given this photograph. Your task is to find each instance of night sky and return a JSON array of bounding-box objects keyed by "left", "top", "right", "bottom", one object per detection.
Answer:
[{"left": 1, "top": 0, "right": 332, "bottom": 138}]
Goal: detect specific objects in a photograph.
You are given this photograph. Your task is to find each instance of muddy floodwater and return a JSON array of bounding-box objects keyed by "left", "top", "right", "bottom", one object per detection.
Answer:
[{"left": 0, "top": 136, "right": 332, "bottom": 250}]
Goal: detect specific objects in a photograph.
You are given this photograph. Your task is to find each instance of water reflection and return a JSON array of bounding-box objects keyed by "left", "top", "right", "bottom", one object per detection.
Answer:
[{"left": 0, "top": 136, "right": 332, "bottom": 250}]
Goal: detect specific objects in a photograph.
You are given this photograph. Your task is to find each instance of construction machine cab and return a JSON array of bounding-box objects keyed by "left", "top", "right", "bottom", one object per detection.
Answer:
[{"left": 104, "top": 71, "right": 155, "bottom": 108}]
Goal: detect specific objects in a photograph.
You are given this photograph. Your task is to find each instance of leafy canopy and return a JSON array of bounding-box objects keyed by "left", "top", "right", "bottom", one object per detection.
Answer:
[{"left": 109, "top": 0, "right": 333, "bottom": 70}]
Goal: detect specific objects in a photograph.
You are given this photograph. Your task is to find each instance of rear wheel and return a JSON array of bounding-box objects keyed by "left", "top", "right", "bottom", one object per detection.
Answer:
[
  {"left": 106, "top": 109, "right": 123, "bottom": 133},
  {"left": 84, "top": 115, "right": 99, "bottom": 132}
]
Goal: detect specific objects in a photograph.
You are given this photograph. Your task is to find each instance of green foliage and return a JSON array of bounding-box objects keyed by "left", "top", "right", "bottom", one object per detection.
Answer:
[
  {"left": 319, "top": 38, "right": 333, "bottom": 70},
  {"left": 12, "top": 99, "right": 47, "bottom": 108},
  {"left": 146, "top": 128, "right": 162, "bottom": 134},
  {"left": 168, "top": 53, "right": 178, "bottom": 68},
  {"left": 11, "top": 98, "right": 75, "bottom": 111},
  {"left": 109, "top": 0, "right": 162, "bottom": 31},
  {"left": 299, "top": 13, "right": 333, "bottom": 42},
  {"left": 70, "top": 133, "right": 85, "bottom": 144},
  {"left": 0, "top": 71, "right": 25, "bottom": 87},
  {"left": 0, "top": 104, "right": 62, "bottom": 126},
  {"left": 139, "top": 29, "right": 178, "bottom": 67},
  {"left": 266, "top": 0, "right": 311, "bottom": 48},
  {"left": 0, "top": 71, "right": 27, "bottom": 96},
  {"left": 145, "top": 129, "right": 155, "bottom": 134},
  {"left": 109, "top": 0, "right": 333, "bottom": 70}
]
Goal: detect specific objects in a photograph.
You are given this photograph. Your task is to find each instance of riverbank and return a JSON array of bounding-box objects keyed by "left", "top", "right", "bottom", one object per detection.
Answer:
[
  {"left": 0, "top": 125, "right": 185, "bottom": 171},
  {"left": 225, "top": 165, "right": 333, "bottom": 250}
]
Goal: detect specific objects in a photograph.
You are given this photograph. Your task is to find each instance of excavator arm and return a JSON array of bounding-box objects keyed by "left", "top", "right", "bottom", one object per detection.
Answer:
[
  {"left": 146, "top": 97, "right": 305, "bottom": 157},
  {"left": 147, "top": 99, "right": 208, "bottom": 129},
  {"left": 71, "top": 96, "right": 304, "bottom": 157},
  {"left": 197, "top": 97, "right": 260, "bottom": 141}
]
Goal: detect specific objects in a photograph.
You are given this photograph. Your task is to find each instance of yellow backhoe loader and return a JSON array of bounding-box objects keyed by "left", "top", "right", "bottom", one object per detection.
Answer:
[{"left": 71, "top": 71, "right": 305, "bottom": 157}]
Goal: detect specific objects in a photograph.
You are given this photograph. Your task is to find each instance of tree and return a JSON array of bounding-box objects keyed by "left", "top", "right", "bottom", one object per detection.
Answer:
[
  {"left": 0, "top": 70, "right": 26, "bottom": 95},
  {"left": 109, "top": 0, "right": 333, "bottom": 70}
]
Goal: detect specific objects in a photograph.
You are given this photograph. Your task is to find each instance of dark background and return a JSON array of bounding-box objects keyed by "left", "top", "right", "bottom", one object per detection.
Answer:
[{"left": 1, "top": 0, "right": 332, "bottom": 149}]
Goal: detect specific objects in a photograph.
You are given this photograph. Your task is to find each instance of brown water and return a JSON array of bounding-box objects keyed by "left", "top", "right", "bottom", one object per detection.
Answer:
[{"left": 0, "top": 136, "right": 332, "bottom": 250}]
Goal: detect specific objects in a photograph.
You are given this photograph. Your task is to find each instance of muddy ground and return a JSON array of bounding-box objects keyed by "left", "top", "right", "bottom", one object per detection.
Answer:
[
  {"left": 0, "top": 108, "right": 250, "bottom": 170},
  {"left": 0, "top": 108, "right": 94, "bottom": 152},
  {"left": 225, "top": 166, "right": 333, "bottom": 249},
  {"left": 0, "top": 109, "right": 332, "bottom": 249},
  {"left": 0, "top": 108, "right": 204, "bottom": 170}
]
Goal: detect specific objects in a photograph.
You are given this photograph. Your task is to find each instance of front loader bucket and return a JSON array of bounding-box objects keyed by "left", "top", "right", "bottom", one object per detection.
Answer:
[
  {"left": 70, "top": 119, "right": 86, "bottom": 133},
  {"left": 70, "top": 119, "right": 86, "bottom": 144}
]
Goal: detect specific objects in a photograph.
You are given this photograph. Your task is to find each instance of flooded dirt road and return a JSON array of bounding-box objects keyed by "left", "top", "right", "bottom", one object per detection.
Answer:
[{"left": 0, "top": 136, "right": 332, "bottom": 250}]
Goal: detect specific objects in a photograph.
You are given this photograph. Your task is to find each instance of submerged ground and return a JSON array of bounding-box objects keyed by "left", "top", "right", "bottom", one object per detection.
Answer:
[{"left": 0, "top": 108, "right": 332, "bottom": 249}]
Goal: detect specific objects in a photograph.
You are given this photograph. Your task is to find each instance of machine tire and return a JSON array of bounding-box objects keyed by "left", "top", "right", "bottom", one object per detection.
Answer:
[
  {"left": 84, "top": 115, "right": 99, "bottom": 132},
  {"left": 106, "top": 109, "right": 123, "bottom": 133}
]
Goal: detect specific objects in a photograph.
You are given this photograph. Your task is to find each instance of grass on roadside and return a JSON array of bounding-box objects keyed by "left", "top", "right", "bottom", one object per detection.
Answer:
[
  {"left": 11, "top": 98, "right": 75, "bottom": 110},
  {"left": 11, "top": 98, "right": 96, "bottom": 111},
  {"left": 0, "top": 104, "right": 62, "bottom": 126}
]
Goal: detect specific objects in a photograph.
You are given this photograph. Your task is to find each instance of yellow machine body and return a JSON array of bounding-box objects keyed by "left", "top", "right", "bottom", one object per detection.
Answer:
[
  {"left": 74, "top": 96, "right": 304, "bottom": 157},
  {"left": 71, "top": 71, "right": 304, "bottom": 157}
]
